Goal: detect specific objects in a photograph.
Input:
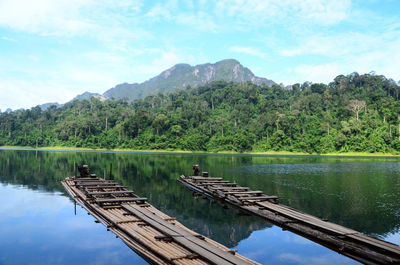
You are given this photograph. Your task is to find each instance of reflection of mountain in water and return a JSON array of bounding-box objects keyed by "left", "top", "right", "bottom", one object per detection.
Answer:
[
  {"left": 154, "top": 189, "right": 271, "bottom": 248},
  {"left": 0, "top": 149, "right": 399, "bottom": 244}
]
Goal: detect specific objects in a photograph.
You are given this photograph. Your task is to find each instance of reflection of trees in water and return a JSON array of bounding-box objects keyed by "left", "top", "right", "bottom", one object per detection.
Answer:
[
  {"left": 0, "top": 149, "right": 399, "bottom": 242},
  {"left": 0, "top": 150, "right": 272, "bottom": 247}
]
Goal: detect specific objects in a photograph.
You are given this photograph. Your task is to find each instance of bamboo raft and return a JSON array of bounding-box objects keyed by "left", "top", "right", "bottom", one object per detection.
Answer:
[
  {"left": 62, "top": 176, "right": 259, "bottom": 265},
  {"left": 178, "top": 175, "right": 400, "bottom": 265}
]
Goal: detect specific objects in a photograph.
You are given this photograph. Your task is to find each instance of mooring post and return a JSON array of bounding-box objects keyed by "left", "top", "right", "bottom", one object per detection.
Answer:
[
  {"left": 74, "top": 200, "right": 76, "bottom": 215},
  {"left": 109, "top": 163, "right": 113, "bottom": 180},
  {"left": 74, "top": 162, "right": 77, "bottom": 178}
]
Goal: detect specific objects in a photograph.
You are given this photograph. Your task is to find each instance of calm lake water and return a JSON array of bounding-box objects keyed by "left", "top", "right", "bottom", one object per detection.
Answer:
[{"left": 0, "top": 149, "right": 399, "bottom": 265}]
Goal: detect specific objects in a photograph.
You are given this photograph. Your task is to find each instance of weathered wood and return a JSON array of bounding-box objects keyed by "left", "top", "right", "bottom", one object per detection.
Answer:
[
  {"left": 84, "top": 184, "right": 126, "bottom": 188},
  {"left": 78, "top": 182, "right": 118, "bottom": 186},
  {"left": 209, "top": 187, "right": 249, "bottom": 191},
  {"left": 191, "top": 177, "right": 223, "bottom": 181},
  {"left": 87, "top": 191, "right": 135, "bottom": 195},
  {"left": 195, "top": 180, "right": 231, "bottom": 184},
  {"left": 237, "top": 196, "right": 278, "bottom": 201},
  {"left": 178, "top": 175, "right": 400, "bottom": 265},
  {"left": 200, "top": 183, "right": 237, "bottom": 187},
  {"left": 77, "top": 182, "right": 117, "bottom": 187},
  {"left": 96, "top": 197, "right": 148, "bottom": 204},
  {"left": 225, "top": 191, "right": 263, "bottom": 195},
  {"left": 122, "top": 204, "right": 252, "bottom": 265},
  {"left": 63, "top": 176, "right": 259, "bottom": 265}
]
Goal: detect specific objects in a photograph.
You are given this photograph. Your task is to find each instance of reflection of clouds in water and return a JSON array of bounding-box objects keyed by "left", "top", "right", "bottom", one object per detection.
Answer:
[
  {"left": 0, "top": 184, "right": 70, "bottom": 218},
  {"left": 383, "top": 231, "right": 400, "bottom": 245},
  {"left": 284, "top": 233, "right": 313, "bottom": 245},
  {"left": 278, "top": 252, "right": 354, "bottom": 265},
  {"left": 235, "top": 226, "right": 358, "bottom": 265},
  {"left": 0, "top": 183, "right": 147, "bottom": 265}
]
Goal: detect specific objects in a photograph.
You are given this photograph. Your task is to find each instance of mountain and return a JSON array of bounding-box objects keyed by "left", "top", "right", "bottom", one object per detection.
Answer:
[
  {"left": 32, "top": 59, "right": 276, "bottom": 109},
  {"left": 37, "top": 102, "right": 62, "bottom": 111},
  {"left": 72, "top": 91, "right": 106, "bottom": 101},
  {"left": 104, "top": 59, "right": 275, "bottom": 101}
]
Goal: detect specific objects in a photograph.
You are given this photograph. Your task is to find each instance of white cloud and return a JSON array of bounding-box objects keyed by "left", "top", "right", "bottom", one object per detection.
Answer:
[
  {"left": 133, "top": 51, "right": 191, "bottom": 77},
  {"left": 145, "top": 3, "right": 172, "bottom": 20},
  {"left": 283, "top": 33, "right": 400, "bottom": 85},
  {"left": 175, "top": 11, "right": 218, "bottom": 32},
  {"left": 279, "top": 32, "right": 381, "bottom": 57},
  {"left": 274, "top": 17, "right": 400, "bottom": 84},
  {"left": 296, "top": 0, "right": 350, "bottom": 25},
  {"left": 28, "top": 55, "right": 40, "bottom": 62},
  {"left": 0, "top": 0, "right": 95, "bottom": 36},
  {"left": 145, "top": 1, "right": 217, "bottom": 32},
  {"left": 0, "top": 78, "right": 76, "bottom": 110},
  {"left": 215, "top": 0, "right": 351, "bottom": 26},
  {"left": 294, "top": 63, "right": 341, "bottom": 84},
  {"left": 0, "top": 0, "right": 144, "bottom": 37},
  {"left": 229, "top": 46, "right": 267, "bottom": 58},
  {"left": 1, "top": 36, "right": 17, "bottom": 42}
]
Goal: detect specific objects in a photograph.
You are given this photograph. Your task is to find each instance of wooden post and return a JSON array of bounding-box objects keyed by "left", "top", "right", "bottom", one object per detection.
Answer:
[
  {"left": 74, "top": 162, "right": 77, "bottom": 178},
  {"left": 109, "top": 163, "right": 113, "bottom": 180}
]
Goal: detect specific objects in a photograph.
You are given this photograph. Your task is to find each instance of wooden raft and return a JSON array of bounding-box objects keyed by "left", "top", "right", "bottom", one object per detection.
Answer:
[
  {"left": 62, "top": 176, "right": 259, "bottom": 265},
  {"left": 178, "top": 175, "right": 400, "bottom": 265}
]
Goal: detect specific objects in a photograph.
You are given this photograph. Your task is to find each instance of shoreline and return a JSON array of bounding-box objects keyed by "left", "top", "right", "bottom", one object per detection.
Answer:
[{"left": 1, "top": 145, "right": 400, "bottom": 157}]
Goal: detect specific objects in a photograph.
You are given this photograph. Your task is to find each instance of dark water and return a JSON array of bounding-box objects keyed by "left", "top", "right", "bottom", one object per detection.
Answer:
[{"left": 0, "top": 149, "right": 399, "bottom": 265}]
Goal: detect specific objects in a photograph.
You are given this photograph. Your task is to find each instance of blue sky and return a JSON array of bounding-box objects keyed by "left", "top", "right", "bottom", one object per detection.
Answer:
[{"left": 0, "top": 0, "right": 399, "bottom": 110}]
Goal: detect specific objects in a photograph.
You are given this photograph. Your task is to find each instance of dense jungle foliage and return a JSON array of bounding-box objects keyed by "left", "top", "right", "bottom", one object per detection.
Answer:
[{"left": 1, "top": 72, "right": 400, "bottom": 153}]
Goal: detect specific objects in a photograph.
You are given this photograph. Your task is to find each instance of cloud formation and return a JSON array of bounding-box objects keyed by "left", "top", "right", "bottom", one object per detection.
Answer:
[
  {"left": 216, "top": 0, "right": 351, "bottom": 26},
  {"left": 0, "top": 0, "right": 399, "bottom": 110},
  {"left": 230, "top": 46, "right": 267, "bottom": 58}
]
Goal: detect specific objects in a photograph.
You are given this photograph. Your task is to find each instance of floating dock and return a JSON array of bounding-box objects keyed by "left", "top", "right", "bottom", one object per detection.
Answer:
[
  {"left": 62, "top": 176, "right": 259, "bottom": 265},
  {"left": 178, "top": 175, "right": 400, "bottom": 265}
]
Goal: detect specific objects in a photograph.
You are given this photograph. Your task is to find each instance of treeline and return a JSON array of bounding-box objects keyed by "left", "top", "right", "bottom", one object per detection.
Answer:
[{"left": 1, "top": 72, "right": 400, "bottom": 153}]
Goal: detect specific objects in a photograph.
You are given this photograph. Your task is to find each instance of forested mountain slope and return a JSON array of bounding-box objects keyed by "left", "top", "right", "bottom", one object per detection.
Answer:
[
  {"left": 1, "top": 72, "right": 399, "bottom": 154},
  {"left": 103, "top": 59, "right": 275, "bottom": 102}
]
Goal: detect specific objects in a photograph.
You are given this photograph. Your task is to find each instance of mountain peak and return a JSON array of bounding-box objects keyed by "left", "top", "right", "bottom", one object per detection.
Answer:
[
  {"left": 73, "top": 91, "right": 106, "bottom": 101},
  {"left": 103, "top": 59, "right": 275, "bottom": 101},
  {"left": 215, "top": 58, "right": 240, "bottom": 65}
]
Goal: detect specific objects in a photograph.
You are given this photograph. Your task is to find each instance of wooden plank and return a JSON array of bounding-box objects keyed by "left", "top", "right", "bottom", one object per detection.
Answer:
[
  {"left": 122, "top": 204, "right": 252, "bottom": 265},
  {"left": 209, "top": 186, "right": 249, "bottom": 191},
  {"left": 195, "top": 180, "right": 231, "bottom": 183},
  {"left": 96, "top": 197, "right": 147, "bottom": 204},
  {"left": 347, "top": 232, "right": 400, "bottom": 254},
  {"left": 74, "top": 178, "right": 103, "bottom": 182},
  {"left": 75, "top": 179, "right": 115, "bottom": 183},
  {"left": 225, "top": 191, "right": 264, "bottom": 195},
  {"left": 79, "top": 183, "right": 118, "bottom": 187},
  {"left": 191, "top": 177, "right": 223, "bottom": 181},
  {"left": 179, "top": 176, "right": 400, "bottom": 265},
  {"left": 87, "top": 190, "right": 134, "bottom": 195},
  {"left": 126, "top": 204, "right": 249, "bottom": 264},
  {"left": 63, "top": 176, "right": 260, "bottom": 265},
  {"left": 200, "top": 183, "right": 237, "bottom": 187},
  {"left": 85, "top": 185, "right": 126, "bottom": 188},
  {"left": 256, "top": 201, "right": 355, "bottom": 235},
  {"left": 238, "top": 196, "right": 278, "bottom": 201},
  {"left": 76, "top": 181, "right": 116, "bottom": 186}
]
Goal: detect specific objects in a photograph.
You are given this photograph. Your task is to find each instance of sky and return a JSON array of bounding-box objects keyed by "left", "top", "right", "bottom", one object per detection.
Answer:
[{"left": 0, "top": 0, "right": 399, "bottom": 111}]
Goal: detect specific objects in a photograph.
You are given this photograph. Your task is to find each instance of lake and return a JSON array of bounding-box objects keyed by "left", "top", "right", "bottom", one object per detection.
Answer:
[{"left": 0, "top": 149, "right": 399, "bottom": 265}]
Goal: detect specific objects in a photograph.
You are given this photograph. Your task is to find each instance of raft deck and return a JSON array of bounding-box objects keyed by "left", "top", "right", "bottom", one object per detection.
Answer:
[
  {"left": 62, "top": 177, "right": 259, "bottom": 265},
  {"left": 178, "top": 175, "right": 400, "bottom": 265}
]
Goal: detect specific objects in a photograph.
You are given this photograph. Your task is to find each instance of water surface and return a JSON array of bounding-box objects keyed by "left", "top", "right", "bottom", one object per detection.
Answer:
[{"left": 0, "top": 149, "right": 399, "bottom": 264}]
